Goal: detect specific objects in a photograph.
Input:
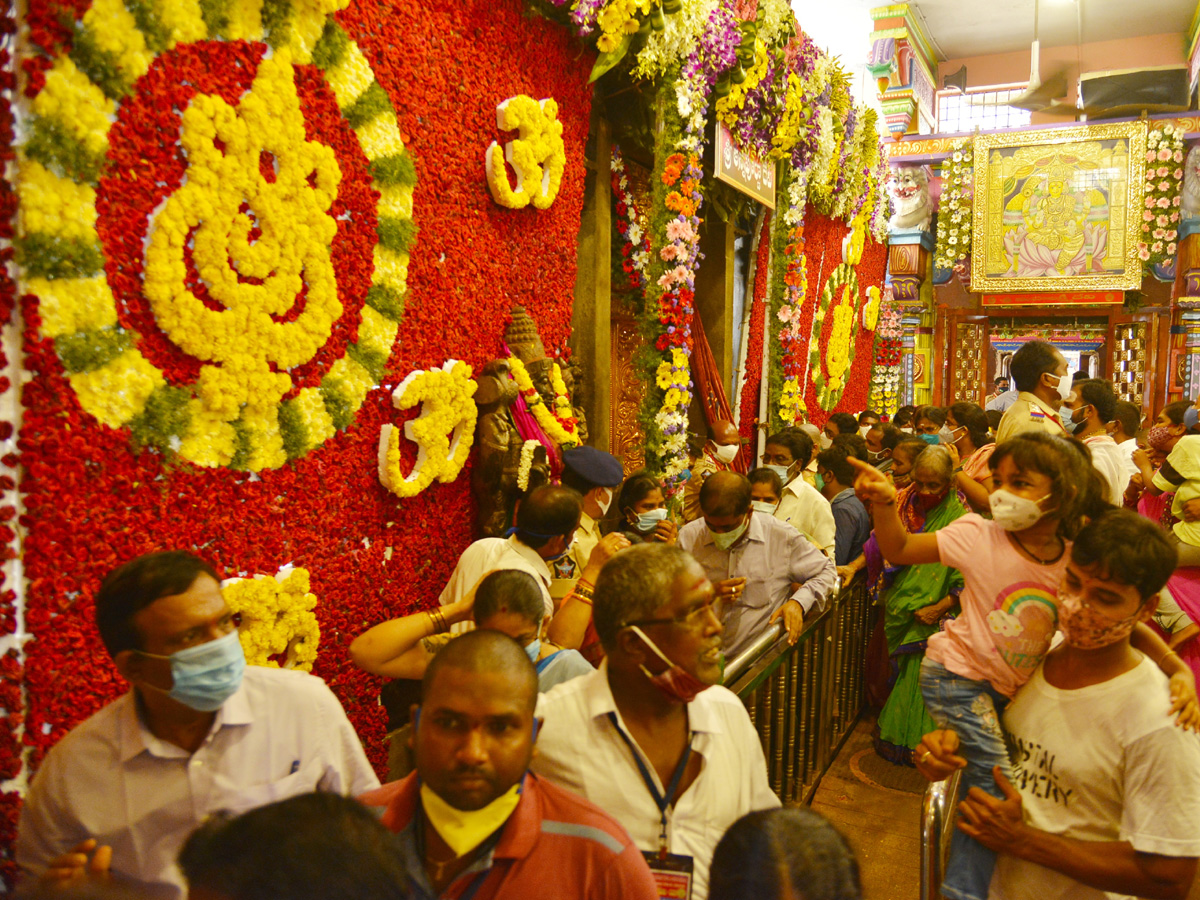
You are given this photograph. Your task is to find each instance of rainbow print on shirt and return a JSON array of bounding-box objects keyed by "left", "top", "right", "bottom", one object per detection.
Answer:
[{"left": 986, "top": 582, "right": 1059, "bottom": 674}]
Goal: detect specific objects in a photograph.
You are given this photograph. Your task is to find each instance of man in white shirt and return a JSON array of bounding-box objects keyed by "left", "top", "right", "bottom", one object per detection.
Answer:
[
  {"left": 678, "top": 471, "right": 836, "bottom": 657},
  {"left": 916, "top": 510, "right": 1200, "bottom": 900},
  {"left": 1068, "top": 379, "right": 1129, "bottom": 505},
  {"left": 17, "top": 551, "right": 379, "bottom": 899},
  {"left": 762, "top": 429, "right": 836, "bottom": 558},
  {"left": 440, "top": 484, "right": 581, "bottom": 621},
  {"left": 533, "top": 543, "right": 779, "bottom": 900},
  {"left": 1109, "top": 400, "right": 1142, "bottom": 480},
  {"left": 559, "top": 445, "right": 625, "bottom": 596}
]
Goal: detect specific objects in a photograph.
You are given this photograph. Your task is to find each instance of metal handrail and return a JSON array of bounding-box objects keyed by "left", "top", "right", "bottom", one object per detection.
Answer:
[
  {"left": 725, "top": 574, "right": 874, "bottom": 805},
  {"left": 920, "top": 769, "right": 962, "bottom": 900}
]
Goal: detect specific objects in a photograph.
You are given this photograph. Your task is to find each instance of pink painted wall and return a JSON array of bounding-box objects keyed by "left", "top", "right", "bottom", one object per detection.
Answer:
[{"left": 938, "top": 32, "right": 1187, "bottom": 123}]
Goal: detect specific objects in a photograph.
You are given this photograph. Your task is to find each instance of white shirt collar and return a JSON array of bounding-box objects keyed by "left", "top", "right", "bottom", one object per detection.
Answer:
[
  {"left": 507, "top": 534, "right": 552, "bottom": 584},
  {"left": 585, "top": 662, "right": 724, "bottom": 736},
  {"left": 118, "top": 679, "right": 255, "bottom": 762}
]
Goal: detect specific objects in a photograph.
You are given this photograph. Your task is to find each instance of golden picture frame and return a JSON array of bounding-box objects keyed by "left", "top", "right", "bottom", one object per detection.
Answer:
[{"left": 970, "top": 122, "right": 1147, "bottom": 294}]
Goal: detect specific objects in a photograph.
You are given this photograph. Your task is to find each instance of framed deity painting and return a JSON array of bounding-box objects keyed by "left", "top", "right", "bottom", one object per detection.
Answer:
[{"left": 970, "top": 122, "right": 1147, "bottom": 293}]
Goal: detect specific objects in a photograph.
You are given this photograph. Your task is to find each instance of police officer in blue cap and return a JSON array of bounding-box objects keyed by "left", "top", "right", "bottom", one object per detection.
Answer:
[{"left": 560, "top": 446, "right": 626, "bottom": 580}]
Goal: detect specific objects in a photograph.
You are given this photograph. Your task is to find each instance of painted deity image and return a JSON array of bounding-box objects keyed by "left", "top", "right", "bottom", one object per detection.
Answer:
[{"left": 971, "top": 123, "right": 1146, "bottom": 293}]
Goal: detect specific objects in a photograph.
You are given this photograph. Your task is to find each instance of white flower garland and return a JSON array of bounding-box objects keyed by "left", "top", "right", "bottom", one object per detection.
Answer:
[{"left": 516, "top": 439, "right": 540, "bottom": 491}]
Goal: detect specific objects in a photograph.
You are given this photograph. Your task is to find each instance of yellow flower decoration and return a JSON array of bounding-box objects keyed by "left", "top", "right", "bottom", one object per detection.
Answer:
[
  {"left": 379, "top": 361, "right": 479, "bottom": 499},
  {"left": 825, "top": 286, "right": 855, "bottom": 391},
  {"left": 486, "top": 95, "right": 567, "bottom": 210},
  {"left": 596, "top": 0, "right": 653, "bottom": 53},
  {"left": 225, "top": 566, "right": 320, "bottom": 671},
  {"left": 862, "top": 285, "right": 882, "bottom": 332},
  {"left": 145, "top": 50, "right": 341, "bottom": 421},
  {"left": 716, "top": 39, "right": 769, "bottom": 127},
  {"left": 779, "top": 377, "right": 807, "bottom": 424},
  {"left": 19, "top": 1, "right": 414, "bottom": 471},
  {"left": 507, "top": 356, "right": 580, "bottom": 448}
]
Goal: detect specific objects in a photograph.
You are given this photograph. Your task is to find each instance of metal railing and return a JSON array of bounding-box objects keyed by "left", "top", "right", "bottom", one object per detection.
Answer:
[
  {"left": 920, "top": 769, "right": 961, "bottom": 900},
  {"left": 725, "top": 573, "right": 874, "bottom": 805}
]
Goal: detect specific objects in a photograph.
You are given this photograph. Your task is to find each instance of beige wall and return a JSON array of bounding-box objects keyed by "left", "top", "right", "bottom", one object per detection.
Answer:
[{"left": 937, "top": 32, "right": 1188, "bottom": 123}]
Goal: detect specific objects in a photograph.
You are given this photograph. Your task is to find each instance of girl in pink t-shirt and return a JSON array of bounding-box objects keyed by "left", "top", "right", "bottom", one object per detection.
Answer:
[{"left": 851, "top": 433, "right": 1192, "bottom": 900}]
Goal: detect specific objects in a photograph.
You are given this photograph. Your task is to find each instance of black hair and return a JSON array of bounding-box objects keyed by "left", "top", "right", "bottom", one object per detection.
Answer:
[
  {"left": 1009, "top": 340, "right": 1061, "bottom": 393},
  {"left": 748, "top": 467, "right": 784, "bottom": 497},
  {"left": 948, "top": 402, "right": 990, "bottom": 449},
  {"left": 699, "top": 471, "right": 752, "bottom": 517},
  {"left": 1161, "top": 399, "right": 1192, "bottom": 426},
  {"left": 826, "top": 412, "right": 859, "bottom": 437},
  {"left": 893, "top": 406, "right": 917, "bottom": 428},
  {"left": 765, "top": 428, "right": 814, "bottom": 467},
  {"left": 1071, "top": 370, "right": 1089, "bottom": 383},
  {"left": 857, "top": 410, "right": 880, "bottom": 426},
  {"left": 1071, "top": 508, "right": 1176, "bottom": 600},
  {"left": 1112, "top": 400, "right": 1142, "bottom": 437},
  {"left": 593, "top": 544, "right": 696, "bottom": 649},
  {"left": 95, "top": 551, "right": 220, "bottom": 657},
  {"left": 985, "top": 409, "right": 1003, "bottom": 432},
  {"left": 914, "top": 405, "right": 946, "bottom": 429},
  {"left": 891, "top": 436, "right": 929, "bottom": 464},
  {"left": 989, "top": 433, "right": 1104, "bottom": 539},
  {"left": 614, "top": 470, "right": 663, "bottom": 519},
  {"left": 709, "top": 808, "right": 862, "bottom": 900},
  {"left": 1075, "top": 379, "right": 1116, "bottom": 424},
  {"left": 179, "top": 792, "right": 412, "bottom": 900},
  {"left": 816, "top": 446, "right": 855, "bottom": 487},
  {"left": 994, "top": 376, "right": 1009, "bottom": 387},
  {"left": 422, "top": 629, "right": 538, "bottom": 712},
  {"left": 514, "top": 484, "right": 582, "bottom": 550},
  {"left": 474, "top": 569, "right": 545, "bottom": 626},
  {"left": 832, "top": 433, "right": 868, "bottom": 462},
  {"left": 869, "top": 422, "right": 903, "bottom": 452}
]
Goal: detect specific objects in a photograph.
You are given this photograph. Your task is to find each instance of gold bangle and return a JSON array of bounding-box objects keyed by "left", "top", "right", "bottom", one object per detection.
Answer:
[
  {"left": 574, "top": 584, "right": 595, "bottom": 600},
  {"left": 430, "top": 609, "right": 448, "bottom": 634}
]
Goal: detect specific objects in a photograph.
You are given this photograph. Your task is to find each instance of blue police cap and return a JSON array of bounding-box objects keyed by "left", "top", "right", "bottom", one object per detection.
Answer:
[{"left": 561, "top": 446, "right": 624, "bottom": 488}]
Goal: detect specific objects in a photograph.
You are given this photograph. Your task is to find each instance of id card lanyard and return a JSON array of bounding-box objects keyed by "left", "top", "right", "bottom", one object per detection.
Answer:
[{"left": 607, "top": 712, "right": 693, "bottom": 857}]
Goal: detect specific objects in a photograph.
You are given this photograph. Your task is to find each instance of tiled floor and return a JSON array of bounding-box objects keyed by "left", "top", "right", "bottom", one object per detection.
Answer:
[{"left": 811, "top": 716, "right": 924, "bottom": 900}]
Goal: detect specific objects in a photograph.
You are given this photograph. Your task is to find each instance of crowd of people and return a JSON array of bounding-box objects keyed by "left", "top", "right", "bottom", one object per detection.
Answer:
[{"left": 13, "top": 338, "right": 1200, "bottom": 900}]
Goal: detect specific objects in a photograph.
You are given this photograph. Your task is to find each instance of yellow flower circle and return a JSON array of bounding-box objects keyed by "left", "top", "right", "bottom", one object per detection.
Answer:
[{"left": 20, "top": 1, "right": 416, "bottom": 472}]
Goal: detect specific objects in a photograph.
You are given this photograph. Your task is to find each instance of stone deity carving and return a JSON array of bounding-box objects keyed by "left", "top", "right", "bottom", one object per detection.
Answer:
[{"left": 888, "top": 165, "right": 933, "bottom": 232}]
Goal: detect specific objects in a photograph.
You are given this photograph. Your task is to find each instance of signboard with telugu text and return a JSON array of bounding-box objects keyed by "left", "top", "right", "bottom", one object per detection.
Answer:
[
  {"left": 981, "top": 290, "right": 1123, "bottom": 307},
  {"left": 714, "top": 122, "right": 776, "bottom": 209}
]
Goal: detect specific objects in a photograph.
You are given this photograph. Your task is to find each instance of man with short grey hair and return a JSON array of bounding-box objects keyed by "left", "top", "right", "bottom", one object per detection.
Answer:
[
  {"left": 679, "top": 471, "right": 837, "bottom": 656},
  {"left": 533, "top": 544, "right": 778, "bottom": 899}
]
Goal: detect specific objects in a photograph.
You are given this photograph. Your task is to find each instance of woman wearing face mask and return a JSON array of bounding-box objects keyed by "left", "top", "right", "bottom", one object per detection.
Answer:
[
  {"left": 893, "top": 406, "right": 917, "bottom": 434},
  {"left": 913, "top": 406, "right": 948, "bottom": 445},
  {"left": 1132, "top": 400, "right": 1200, "bottom": 568},
  {"left": 858, "top": 446, "right": 967, "bottom": 765},
  {"left": 943, "top": 402, "right": 995, "bottom": 515},
  {"left": 608, "top": 471, "right": 678, "bottom": 545},
  {"left": 888, "top": 436, "right": 928, "bottom": 490},
  {"left": 351, "top": 569, "right": 593, "bottom": 777},
  {"left": 850, "top": 433, "right": 1195, "bottom": 900}
]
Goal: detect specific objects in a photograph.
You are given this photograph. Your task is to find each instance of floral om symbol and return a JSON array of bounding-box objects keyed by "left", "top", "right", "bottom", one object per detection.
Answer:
[
  {"left": 143, "top": 50, "right": 343, "bottom": 422},
  {"left": 485, "top": 95, "right": 566, "bottom": 210}
]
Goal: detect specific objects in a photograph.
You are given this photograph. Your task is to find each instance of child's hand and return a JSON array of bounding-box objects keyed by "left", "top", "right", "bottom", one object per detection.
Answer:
[{"left": 1169, "top": 671, "right": 1200, "bottom": 732}]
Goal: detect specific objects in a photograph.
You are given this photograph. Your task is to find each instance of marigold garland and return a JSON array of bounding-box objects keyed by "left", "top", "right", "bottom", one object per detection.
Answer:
[
  {"left": 17, "top": 0, "right": 417, "bottom": 472},
  {"left": 507, "top": 355, "right": 580, "bottom": 448},
  {"left": 225, "top": 566, "right": 321, "bottom": 671}
]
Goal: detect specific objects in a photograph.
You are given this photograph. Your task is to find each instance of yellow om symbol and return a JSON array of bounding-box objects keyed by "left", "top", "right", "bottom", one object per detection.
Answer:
[
  {"left": 379, "top": 360, "right": 479, "bottom": 499},
  {"left": 144, "top": 49, "right": 343, "bottom": 422},
  {"left": 485, "top": 95, "right": 566, "bottom": 210},
  {"left": 826, "top": 286, "right": 856, "bottom": 390}
]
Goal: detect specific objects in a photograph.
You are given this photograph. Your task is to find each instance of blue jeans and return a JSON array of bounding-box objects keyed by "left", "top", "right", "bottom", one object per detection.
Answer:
[{"left": 919, "top": 658, "right": 1014, "bottom": 900}]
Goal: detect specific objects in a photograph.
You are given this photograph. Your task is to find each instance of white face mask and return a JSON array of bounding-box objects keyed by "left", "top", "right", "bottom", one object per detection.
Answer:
[
  {"left": 714, "top": 442, "right": 740, "bottom": 464},
  {"left": 751, "top": 500, "right": 777, "bottom": 515},
  {"left": 819, "top": 433, "right": 833, "bottom": 450},
  {"left": 899, "top": 426, "right": 914, "bottom": 434},
  {"left": 1047, "top": 372, "right": 1073, "bottom": 402},
  {"left": 595, "top": 487, "right": 613, "bottom": 517},
  {"left": 988, "top": 489, "right": 1051, "bottom": 532},
  {"left": 858, "top": 425, "right": 871, "bottom": 438}
]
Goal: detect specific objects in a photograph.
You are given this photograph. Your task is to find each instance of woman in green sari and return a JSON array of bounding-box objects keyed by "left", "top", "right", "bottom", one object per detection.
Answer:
[{"left": 865, "top": 446, "right": 965, "bottom": 764}]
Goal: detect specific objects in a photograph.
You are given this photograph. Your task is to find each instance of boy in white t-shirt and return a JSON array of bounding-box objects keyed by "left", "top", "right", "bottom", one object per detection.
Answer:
[{"left": 917, "top": 509, "right": 1200, "bottom": 900}]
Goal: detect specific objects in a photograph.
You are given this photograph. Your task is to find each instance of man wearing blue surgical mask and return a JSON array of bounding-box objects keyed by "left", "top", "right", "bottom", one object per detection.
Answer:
[
  {"left": 678, "top": 472, "right": 837, "bottom": 657},
  {"left": 16, "top": 551, "right": 379, "bottom": 898}
]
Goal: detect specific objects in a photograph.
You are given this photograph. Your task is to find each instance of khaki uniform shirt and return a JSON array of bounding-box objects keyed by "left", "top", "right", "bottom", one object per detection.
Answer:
[{"left": 995, "top": 392, "right": 1067, "bottom": 444}]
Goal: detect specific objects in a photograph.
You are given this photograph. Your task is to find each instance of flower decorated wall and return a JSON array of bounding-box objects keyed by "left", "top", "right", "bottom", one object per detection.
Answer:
[{"left": 4, "top": 0, "right": 593, "bottom": 875}]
